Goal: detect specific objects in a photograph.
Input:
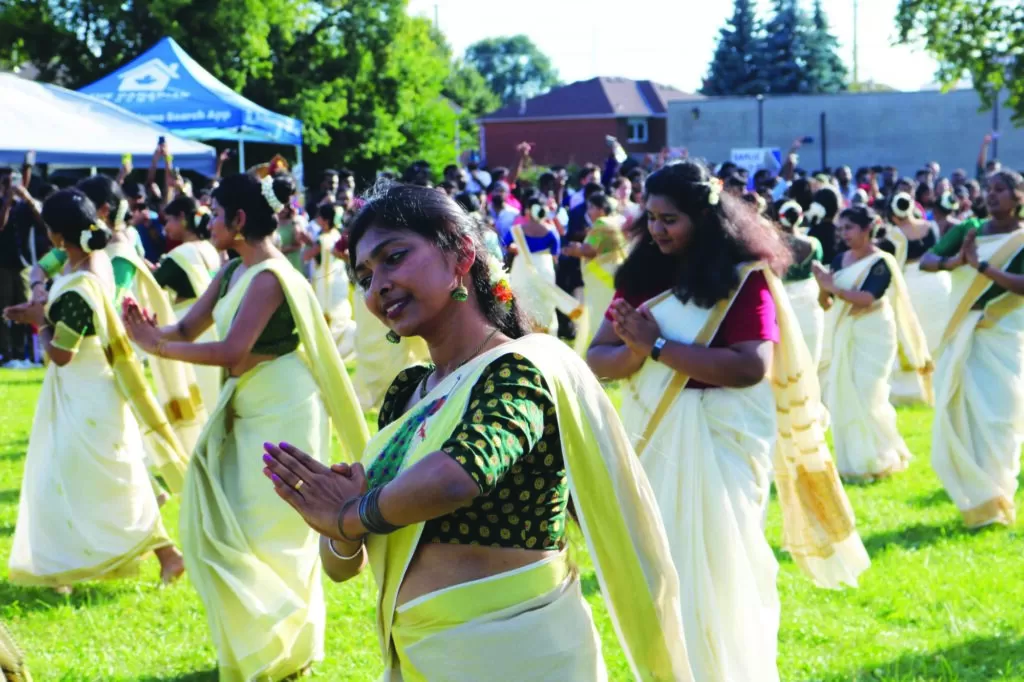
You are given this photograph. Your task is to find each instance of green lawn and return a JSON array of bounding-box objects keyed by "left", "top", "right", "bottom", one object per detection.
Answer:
[{"left": 2, "top": 368, "right": 1023, "bottom": 681}]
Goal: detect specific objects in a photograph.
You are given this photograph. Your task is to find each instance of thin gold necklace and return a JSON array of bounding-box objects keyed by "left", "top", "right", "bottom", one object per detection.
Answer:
[{"left": 419, "top": 327, "right": 500, "bottom": 399}]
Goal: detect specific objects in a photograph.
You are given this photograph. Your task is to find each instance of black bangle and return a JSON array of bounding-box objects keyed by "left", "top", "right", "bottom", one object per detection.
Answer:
[
  {"left": 336, "top": 496, "right": 363, "bottom": 543},
  {"left": 358, "top": 486, "right": 403, "bottom": 535},
  {"left": 978, "top": 260, "right": 990, "bottom": 275}
]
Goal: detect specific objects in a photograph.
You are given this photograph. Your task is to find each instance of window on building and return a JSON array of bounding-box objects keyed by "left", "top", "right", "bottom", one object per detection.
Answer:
[{"left": 627, "top": 118, "right": 649, "bottom": 144}]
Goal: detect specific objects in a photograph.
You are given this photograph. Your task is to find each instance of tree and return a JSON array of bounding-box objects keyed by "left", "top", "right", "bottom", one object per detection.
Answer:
[
  {"left": 0, "top": 0, "right": 460, "bottom": 183},
  {"left": 804, "top": 0, "right": 848, "bottom": 93},
  {"left": 701, "top": 0, "right": 766, "bottom": 96},
  {"left": 896, "top": 0, "right": 1024, "bottom": 125},
  {"left": 758, "top": 0, "right": 813, "bottom": 95},
  {"left": 464, "top": 35, "right": 560, "bottom": 106}
]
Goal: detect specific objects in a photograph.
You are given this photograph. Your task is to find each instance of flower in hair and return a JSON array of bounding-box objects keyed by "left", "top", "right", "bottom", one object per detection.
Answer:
[
  {"left": 79, "top": 227, "right": 94, "bottom": 253},
  {"left": 486, "top": 255, "right": 514, "bottom": 309},
  {"left": 261, "top": 176, "right": 285, "bottom": 213},
  {"left": 705, "top": 178, "right": 722, "bottom": 206}
]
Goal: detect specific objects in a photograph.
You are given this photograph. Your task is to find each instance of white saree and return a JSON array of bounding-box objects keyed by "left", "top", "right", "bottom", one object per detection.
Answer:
[
  {"left": 890, "top": 226, "right": 952, "bottom": 405},
  {"left": 931, "top": 229, "right": 1024, "bottom": 528},
  {"left": 508, "top": 224, "right": 583, "bottom": 334},
  {"left": 351, "top": 294, "right": 429, "bottom": 412},
  {"left": 310, "top": 230, "right": 356, "bottom": 359},
  {"left": 820, "top": 251, "right": 932, "bottom": 481},
  {"left": 8, "top": 272, "right": 178, "bottom": 586},
  {"left": 784, "top": 277, "right": 825, "bottom": 369},
  {"left": 620, "top": 265, "right": 869, "bottom": 682},
  {"left": 166, "top": 239, "right": 223, "bottom": 412}
]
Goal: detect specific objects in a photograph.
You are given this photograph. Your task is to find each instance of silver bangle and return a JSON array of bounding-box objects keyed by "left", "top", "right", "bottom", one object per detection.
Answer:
[{"left": 326, "top": 536, "right": 363, "bottom": 561}]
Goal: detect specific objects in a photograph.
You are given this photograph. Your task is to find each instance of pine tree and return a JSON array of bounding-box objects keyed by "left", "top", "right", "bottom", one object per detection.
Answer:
[
  {"left": 701, "top": 0, "right": 765, "bottom": 96},
  {"left": 805, "top": 0, "right": 849, "bottom": 93},
  {"left": 759, "top": 0, "right": 813, "bottom": 95}
]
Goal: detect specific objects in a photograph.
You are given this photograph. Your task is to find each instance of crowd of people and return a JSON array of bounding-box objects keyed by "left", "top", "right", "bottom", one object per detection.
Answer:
[{"left": 1, "top": 129, "right": 1023, "bottom": 681}]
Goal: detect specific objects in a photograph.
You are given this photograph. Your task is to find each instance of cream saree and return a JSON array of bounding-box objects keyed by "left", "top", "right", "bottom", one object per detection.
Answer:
[
  {"left": 8, "top": 271, "right": 183, "bottom": 586},
  {"left": 784, "top": 277, "right": 825, "bottom": 368},
  {"left": 107, "top": 240, "right": 207, "bottom": 460},
  {"left": 890, "top": 226, "right": 952, "bottom": 404},
  {"left": 620, "top": 264, "right": 869, "bottom": 682},
  {"left": 180, "top": 258, "right": 368, "bottom": 682},
  {"left": 820, "top": 251, "right": 932, "bottom": 481},
  {"left": 352, "top": 295, "right": 430, "bottom": 412},
  {"left": 932, "top": 230, "right": 1024, "bottom": 528},
  {"left": 576, "top": 216, "right": 627, "bottom": 356},
  {"left": 310, "top": 230, "right": 356, "bottom": 359},
  {"left": 509, "top": 224, "right": 583, "bottom": 334},
  {"left": 364, "top": 334, "right": 691, "bottom": 682},
  {"left": 166, "top": 240, "right": 223, "bottom": 413}
]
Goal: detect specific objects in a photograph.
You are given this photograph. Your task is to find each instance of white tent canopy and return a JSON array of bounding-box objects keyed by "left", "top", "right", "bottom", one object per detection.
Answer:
[{"left": 0, "top": 73, "right": 216, "bottom": 174}]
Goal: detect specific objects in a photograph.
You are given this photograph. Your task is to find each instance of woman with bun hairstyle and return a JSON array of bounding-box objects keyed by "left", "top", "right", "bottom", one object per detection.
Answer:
[
  {"left": 589, "top": 161, "right": 869, "bottom": 681},
  {"left": 121, "top": 173, "right": 369, "bottom": 680},
  {"left": 934, "top": 190, "right": 963, "bottom": 237},
  {"left": 778, "top": 199, "right": 826, "bottom": 367},
  {"left": 814, "top": 206, "right": 932, "bottom": 481},
  {"left": 806, "top": 186, "right": 844, "bottom": 265},
  {"left": 921, "top": 169, "right": 1024, "bottom": 529},
  {"left": 4, "top": 189, "right": 188, "bottom": 592},
  {"left": 159, "top": 195, "right": 224, "bottom": 411},
  {"left": 504, "top": 191, "right": 581, "bottom": 333},
  {"left": 888, "top": 192, "right": 951, "bottom": 404}
]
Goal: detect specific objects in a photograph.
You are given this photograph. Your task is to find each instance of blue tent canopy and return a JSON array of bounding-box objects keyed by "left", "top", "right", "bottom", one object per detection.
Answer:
[{"left": 79, "top": 37, "right": 303, "bottom": 153}]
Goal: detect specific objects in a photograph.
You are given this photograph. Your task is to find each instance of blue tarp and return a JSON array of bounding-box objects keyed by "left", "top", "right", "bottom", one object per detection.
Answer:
[{"left": 79, "top": 37, "right": 302, "bottom": 146}]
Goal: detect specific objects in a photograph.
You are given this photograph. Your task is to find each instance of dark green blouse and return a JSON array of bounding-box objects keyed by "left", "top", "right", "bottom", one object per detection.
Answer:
[
  {"left": 218, "top": 259, "right": 299, "bottom": 356},
  {"left": 47, "top": 292, "right": 96, "bottom": 336},
  {"left": 930, "top": 220, "right": 1024, "bottom": 309},
  {"left": 371, "top": 353, "right": 569, "bottom": 550},
  {"left": 154, "top": 257, "right": 195, "bottom": 300},
  {"left": 784, "top": 235, "right": 823, "bottom": 282}
]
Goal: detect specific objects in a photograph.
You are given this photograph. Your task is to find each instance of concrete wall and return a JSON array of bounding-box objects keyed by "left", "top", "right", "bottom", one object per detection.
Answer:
[{"left": 668, "top": 90, "right": 1024, "bottom": 177}]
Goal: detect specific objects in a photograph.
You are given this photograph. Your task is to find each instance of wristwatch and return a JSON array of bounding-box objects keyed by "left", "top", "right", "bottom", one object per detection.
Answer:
[{"left": 651, "top": 337, "right": 667, "bottom": 362}]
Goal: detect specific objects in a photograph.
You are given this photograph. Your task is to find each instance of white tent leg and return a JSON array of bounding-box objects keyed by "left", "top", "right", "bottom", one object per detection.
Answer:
[{"left": 238, "top": 140, "right": 245, "bottom": 172}]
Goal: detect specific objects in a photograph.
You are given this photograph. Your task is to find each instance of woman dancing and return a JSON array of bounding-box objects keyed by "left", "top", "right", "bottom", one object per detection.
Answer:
[
  {"left": 5, "top": 189, "right": 187, "bottom": 591},
  {"left": 778, "top": 199, "right": 826, "bottom": 366},
  {"left": 888, "top": 192, "right": 950, "bottom": 404},
  {"left": 261, "top": 184, "right": 691, "bottom": 681},
  {"left": 304, "top": 203, "right": 357, "bottom": 359},
  {"left": 815, "top": 206, "right": 931, "bottom": 481},
  {"left": 588, "top": 162, "right": 868, "bottom": 681},
  {"left": 122, "top": 174, "right": 368, "bottom": 681},
  {"left": 158, "top": 195, "right": 223, "bottom": 414},
  {"left": 920, "top": 169, "right": 1024, "bottom": 528}
]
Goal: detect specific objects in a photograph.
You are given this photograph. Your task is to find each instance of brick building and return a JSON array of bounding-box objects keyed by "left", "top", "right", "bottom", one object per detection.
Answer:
[{"left": 479, "top": 77, "right": 703, "bottom": 169}]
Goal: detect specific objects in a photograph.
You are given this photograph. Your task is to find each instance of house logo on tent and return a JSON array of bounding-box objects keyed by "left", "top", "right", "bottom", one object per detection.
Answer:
[{"left": 118, "top": 58, "right": 180, "bottom": 92}]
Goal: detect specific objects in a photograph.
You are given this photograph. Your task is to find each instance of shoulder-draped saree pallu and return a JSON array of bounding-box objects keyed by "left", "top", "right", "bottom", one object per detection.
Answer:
[
  {"left": 180, "top": 259, "right": 369, "bottom": 682},
  {"left": 576, "top": 217, "right": 627, "bottom": 356},
  {"left": 363, "top": 334, "right": 692, "bottom": 682},
  {"left": 620, "top": 264, "right": 870, "bottom": 682},
  {"left": 166, "top": 240, "right": 223, "bottom": 413},
  {"left": 509, "top": 224, "right": 583, "bottom": 335},
  {"left": 8, "top": 272, "right": 182, "bottom": 586},
  {"left": 311, "top": 231, "right": 357, "bottom": 360},
  {"left": 107, "top": 240, "right": 207, "bottom": 463},
  {"left": 819, "top": 251, "right": 932, "bottom": 481},
  {"left": 931, "top": 230, "right": 1024, "bottom": 528},
  {"left": 351, "top": 294, "right": 430, "bottom": 412},
  {"left": 890, "top": 227, "right": 952, "bottom": 405}
]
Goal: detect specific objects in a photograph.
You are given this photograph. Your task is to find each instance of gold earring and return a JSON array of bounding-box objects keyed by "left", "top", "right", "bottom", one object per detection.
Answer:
[
  {"left": 451, "top": 277, "right": 469, "bottom": 302},
  {"left": 233, "top": 230, "right": 245, "bottom": 242}
]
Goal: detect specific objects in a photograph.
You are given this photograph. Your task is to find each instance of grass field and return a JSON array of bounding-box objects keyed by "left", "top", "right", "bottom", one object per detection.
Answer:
[{"left": 2, "top": 367, "right": 1023, "bottom": 681}]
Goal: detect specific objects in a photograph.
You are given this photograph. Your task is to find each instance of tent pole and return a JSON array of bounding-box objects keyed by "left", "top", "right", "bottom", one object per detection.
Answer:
[{"left": 238, "top": 140, "right": 245, "bottom": 172}]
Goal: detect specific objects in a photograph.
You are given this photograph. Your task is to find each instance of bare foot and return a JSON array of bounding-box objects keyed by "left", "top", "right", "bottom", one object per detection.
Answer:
[
  {"left": 54, "top": 585, "right": 73, "bottom": 596},
  {"left": 155, "top": 547, "right": 186, "bottom": 585}
]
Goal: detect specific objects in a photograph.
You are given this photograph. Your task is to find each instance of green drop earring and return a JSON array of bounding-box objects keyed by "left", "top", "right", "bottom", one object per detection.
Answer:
[
  {"left": 451, "top": 278, "right": 469, "bottom": 302},
  {"left": 385, "top": 330, "right": 401, "bottom": 344}
]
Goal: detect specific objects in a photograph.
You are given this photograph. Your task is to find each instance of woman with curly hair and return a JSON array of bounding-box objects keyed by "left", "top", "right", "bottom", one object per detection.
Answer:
[{"left": 588, "top": 161, "right": 869, "bottom": 681}]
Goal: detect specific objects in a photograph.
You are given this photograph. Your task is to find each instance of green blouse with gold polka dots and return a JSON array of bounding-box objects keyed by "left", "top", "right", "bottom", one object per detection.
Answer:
[
  {"left": 46, "top": 292, "right": 96, "bottom": 352},
  {"left": 374, "top": 354, "right": 569, "bottom": 550}
]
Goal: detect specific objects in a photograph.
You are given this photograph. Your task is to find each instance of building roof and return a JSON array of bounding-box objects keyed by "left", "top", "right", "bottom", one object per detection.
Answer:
[{"left": 481, "top": 77, "right": 703, "bottom": 122}]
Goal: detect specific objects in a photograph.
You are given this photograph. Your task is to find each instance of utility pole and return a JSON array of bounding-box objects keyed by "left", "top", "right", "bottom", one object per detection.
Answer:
[{"left": 852, "top": 0, "right": 859, "bottom": 85}]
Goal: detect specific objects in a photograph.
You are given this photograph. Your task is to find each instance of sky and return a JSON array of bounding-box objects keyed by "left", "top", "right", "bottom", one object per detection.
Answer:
[{"left": 407, "top": 0, "right": 941, "bottom": 93}]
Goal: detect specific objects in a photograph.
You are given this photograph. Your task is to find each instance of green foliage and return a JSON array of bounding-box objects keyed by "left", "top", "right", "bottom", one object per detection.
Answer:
[
  {"left": 760, "top": 0, "right": 813, "bottom": 94},
  {"left": 464, "top": 34, "right": 560, "bottom": 106},
  {"left": 702, "top": 0, "right": 766, "bottom": 96},
  {"left": 805, "top": 0, "right": 849, "bottom": 94},
  {"left": 0, "top": 0, "right": 461, "bottom": 184},
  {"left": 896, "top": 0, "right": 1024, "bottom": 126},
  {"left": 3, "top": 371, "right": 1024, "bottom": 680}
]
